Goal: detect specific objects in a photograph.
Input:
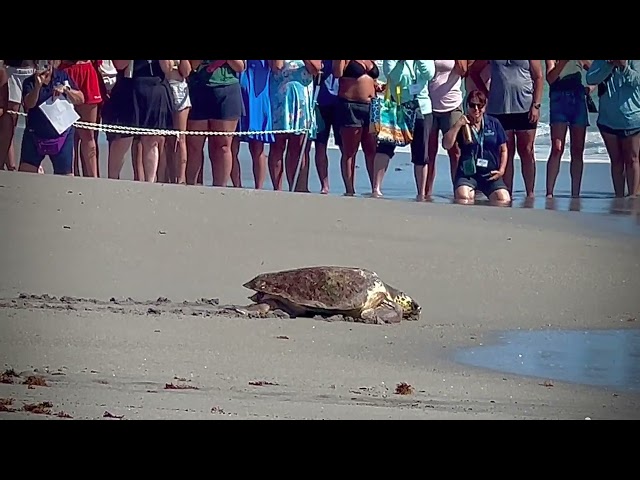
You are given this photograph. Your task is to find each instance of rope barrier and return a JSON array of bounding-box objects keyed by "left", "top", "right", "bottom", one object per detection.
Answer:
[{"left": 6, "top": 110, "right": 310, "bottom": 137}]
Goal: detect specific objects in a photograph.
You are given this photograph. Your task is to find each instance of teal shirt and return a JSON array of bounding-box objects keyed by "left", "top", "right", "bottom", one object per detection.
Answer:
[
  {"left": 382, "top": 60, "right": 436, "bottom": 114},
  {"left": 586, "top": 60, "right": 640, "bottom": 131}
]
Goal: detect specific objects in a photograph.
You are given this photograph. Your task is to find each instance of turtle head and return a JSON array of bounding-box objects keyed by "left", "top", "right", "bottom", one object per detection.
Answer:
[{"left": 384, "top": 284, "right": 421, "bottom": 320}]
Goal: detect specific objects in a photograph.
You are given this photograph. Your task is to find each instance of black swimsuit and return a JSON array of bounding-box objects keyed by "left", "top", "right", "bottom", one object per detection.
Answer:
[{"left": 343, "top": 60, "right": 379, "bottom": 80}]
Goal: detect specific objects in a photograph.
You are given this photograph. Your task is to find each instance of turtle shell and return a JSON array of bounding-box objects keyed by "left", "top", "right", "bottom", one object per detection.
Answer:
[{"left": 243, "top": 266, "right": 381, "bottom": 311}]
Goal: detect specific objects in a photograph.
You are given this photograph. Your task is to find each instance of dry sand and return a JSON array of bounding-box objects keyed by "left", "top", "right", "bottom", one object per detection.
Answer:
[{"left": 0, "top": 170, "right": 639, "bottom": 420}]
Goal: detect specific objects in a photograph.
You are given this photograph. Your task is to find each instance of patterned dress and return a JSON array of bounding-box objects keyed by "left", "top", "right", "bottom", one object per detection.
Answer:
[{"left": 269, "top": 60, "right": 316, "bottom": 137}]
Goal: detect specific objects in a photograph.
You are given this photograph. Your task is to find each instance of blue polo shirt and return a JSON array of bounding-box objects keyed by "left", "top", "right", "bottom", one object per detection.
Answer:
[
  {"left": 456, "top": 114, "right": 507, "bottom": 172},
  {"left": 22, "top": 69, "right": 78, "bottom": 139}
]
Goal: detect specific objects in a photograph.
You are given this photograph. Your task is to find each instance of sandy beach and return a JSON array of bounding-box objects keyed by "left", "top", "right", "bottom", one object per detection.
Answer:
[{"left": 0, "top": 170, "right": 639, "bottom": 420}]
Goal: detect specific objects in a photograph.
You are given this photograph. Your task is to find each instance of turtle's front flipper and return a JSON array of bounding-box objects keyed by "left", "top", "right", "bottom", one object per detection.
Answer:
[
  {"left": 360, "top": 300, "right": 403, "bottom": 324},
  {"left": 233, "top": 303, "right": 272, "bottom": 316}
]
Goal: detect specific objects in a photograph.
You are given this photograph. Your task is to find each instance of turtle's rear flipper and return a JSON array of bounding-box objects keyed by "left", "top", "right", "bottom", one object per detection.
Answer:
[{"left": 361, "top": 301, "right": 403, "bottom": 325}]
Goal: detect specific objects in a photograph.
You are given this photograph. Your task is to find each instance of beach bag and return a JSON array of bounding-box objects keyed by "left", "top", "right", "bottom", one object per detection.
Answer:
[
  {"left": 34, "top": 129, "right": 70, "bottom": 157},
  {"left": 370, "top": 62, "right": 419, "bottom": 147}
]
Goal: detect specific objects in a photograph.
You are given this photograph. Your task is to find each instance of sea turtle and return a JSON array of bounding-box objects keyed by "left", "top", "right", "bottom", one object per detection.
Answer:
[{"left": 235, "top": 266, "right": 421, "bottom": 324}]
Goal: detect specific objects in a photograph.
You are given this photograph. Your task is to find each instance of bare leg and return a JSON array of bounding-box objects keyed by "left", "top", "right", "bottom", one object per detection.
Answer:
[
  {"left": 425, "top": 122, "right": 440, "bottom": 196},
  {"left": 339, "top": 126, "right": 360, "bottom": 196},
  {"left": 230, "top": 137, "right": 242, "bottom": 187},
  {"left": 515, "top": 129, "right": 537, "bottom": 198},
  {"left": 546, "top": 123, "right": 568, "bottom": 197},
  {"left": 76, "top": 104, "right": 99, "bottom": 177},
  {"left": 568, "top": 124, "right": 587, "bottom": 197},
  {"left": 315, "top": 141, "right": 330, "bottom": 194},
  {"left": 268, "top": 135, "right": 286, "bottom": 190},
  {"left": 208, "top": 119, "right": 237, "bottom": 187},
  {"left": 131, "top": 138, "right": 143, "bottom": 181},
  {"left": 107, "top": 136, "right": 133, "bottom": 179},
  {"left": 186, "top": 120, "right": 208, "bottom": 185},
  {"left": 361, "top": 129, "right": 378, "bottom": 193},
  {"left": 503, "top": 130, "right": 517, "bottom": 195},
  {"left": 0, "top": 102, "right": 20, "bottom": 171},
  {"left": 621, "top": 132, "right": 640, "bottom": 197},
  {"left": 372, "top": 151, "right": 390, "bottom": 197},
  {"left": 600, "top": 131, "right": 625, "bottom": 197},
  {"left": 248, "top": 139, "right": 267, "bottom": 189},
  {"left": 141, "top": 135, "right": 162, "bottom": 182},
  {"left": 283, "top": 133, "right": 303, "bottom": 191},
  {"left": 294, "top": 139, "right": 312, "bottom": 192}
]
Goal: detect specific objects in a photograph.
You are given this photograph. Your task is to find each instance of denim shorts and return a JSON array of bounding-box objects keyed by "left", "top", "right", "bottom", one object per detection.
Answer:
[
  {"left": 20, "top": 128, "right": 75, "bottom": 175},
  {"left": 549, "top": 88, "right": 589, "bottom": 127}
]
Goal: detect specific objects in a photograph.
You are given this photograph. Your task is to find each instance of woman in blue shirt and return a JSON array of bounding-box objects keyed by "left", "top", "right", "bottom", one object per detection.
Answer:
[
  {"left": 442, "top": 89, "right": 511, "bottom": 205},
  {"left": 18, "top": 61, "right": 85, "bottom": 176},
  {"left": 586, "top": 60, "right": 640, "bottom": 197}
]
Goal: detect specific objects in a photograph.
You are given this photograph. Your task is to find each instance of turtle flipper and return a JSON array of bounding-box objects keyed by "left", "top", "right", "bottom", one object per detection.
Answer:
[
  {"left": 233, "top": 303, "right": 273, "bottom": 316},
  {"left": 361, "top": 300, "right": 403, "bottom": 324}
]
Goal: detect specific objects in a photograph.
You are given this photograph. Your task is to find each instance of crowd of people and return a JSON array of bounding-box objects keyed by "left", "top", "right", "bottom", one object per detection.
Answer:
[{"left": 1, "top": 60, "right": 639, "bottom": 204}]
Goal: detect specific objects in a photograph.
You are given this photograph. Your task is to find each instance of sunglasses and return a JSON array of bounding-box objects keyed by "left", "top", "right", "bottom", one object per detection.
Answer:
[{"left": 468, "top": 102, "right": 484, "bottom": 110}]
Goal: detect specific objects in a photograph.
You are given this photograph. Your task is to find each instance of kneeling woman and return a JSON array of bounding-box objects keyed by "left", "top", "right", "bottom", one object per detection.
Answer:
[
  {"left": 18, "top": 62, "right": 85, "bottom": 175},
  {"left": 442, "top": 90, "right": 511, "bottom": 205}
]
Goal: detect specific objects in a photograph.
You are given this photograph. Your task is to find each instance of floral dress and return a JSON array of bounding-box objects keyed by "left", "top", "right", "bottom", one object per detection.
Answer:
[{"left": 269, "top": 60, "right": 316, "bottom": 137}]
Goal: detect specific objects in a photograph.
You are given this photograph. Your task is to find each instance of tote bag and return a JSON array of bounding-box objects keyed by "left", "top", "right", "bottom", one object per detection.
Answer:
[{"left": 370, "top": 61, "right": 420, "bottom": 147}]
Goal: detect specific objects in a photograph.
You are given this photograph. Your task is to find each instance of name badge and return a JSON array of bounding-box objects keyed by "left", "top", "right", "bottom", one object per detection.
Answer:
[
  {"left": 408, "top": 83, "right": 422, "bottom": 96},
  {"left": 476, "top": 158, "right": 489, "bottom": 168}
]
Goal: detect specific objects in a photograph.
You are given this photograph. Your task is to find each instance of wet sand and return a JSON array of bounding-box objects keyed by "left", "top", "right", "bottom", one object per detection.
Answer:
[{"left": 0, "top": 171, "right": 639, "bottom": 419}]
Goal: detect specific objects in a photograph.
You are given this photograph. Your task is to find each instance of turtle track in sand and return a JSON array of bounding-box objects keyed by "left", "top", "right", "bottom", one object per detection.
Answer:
[{"left": 0, "top": 294, "right": 368, "bottom": 323}]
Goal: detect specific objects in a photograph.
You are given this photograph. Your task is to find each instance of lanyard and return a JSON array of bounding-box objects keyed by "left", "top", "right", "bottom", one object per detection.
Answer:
[{"left": 471, "top": 119, "right": 484, "bottom": 160}]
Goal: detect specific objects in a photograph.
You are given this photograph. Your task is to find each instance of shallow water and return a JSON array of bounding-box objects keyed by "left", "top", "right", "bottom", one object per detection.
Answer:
[
  {"left": 454, "top": 328, "right": 640, "bottom": 393},
  {"left": 12, "top": 120, "right": 640, "bottom": 231}
]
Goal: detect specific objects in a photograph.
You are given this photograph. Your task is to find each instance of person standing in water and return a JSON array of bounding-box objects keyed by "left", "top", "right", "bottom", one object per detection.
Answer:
[{"left": 545, "top": 60, "right": 593, "bottom": 198}]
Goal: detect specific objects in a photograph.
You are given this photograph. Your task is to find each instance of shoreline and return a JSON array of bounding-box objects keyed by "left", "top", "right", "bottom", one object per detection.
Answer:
[{"left": 0, "top": 171, "right": 639, "bottom": 419}]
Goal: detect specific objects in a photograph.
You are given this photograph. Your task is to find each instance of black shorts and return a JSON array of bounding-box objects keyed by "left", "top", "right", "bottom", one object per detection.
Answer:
[
  {"left": 454, "top": 173, "right": 508, "bottom": 198},
  {"left": 315, "top": 103, "right": 342, "bottom": 146},
  {"left": 597, "top": 123, "right": 640, "bottom": 138},
  {"left": 376, "top": 112, "right": 433, "bottom": 166},
  {"left": 493, "top": 112, "right": 537, "bottom": 132},
  {"left": 336, "top": 97, "right": 371, "bottom": 129},
  {"left": 189, "top": 82, "right": 244, "bottom": 122}
]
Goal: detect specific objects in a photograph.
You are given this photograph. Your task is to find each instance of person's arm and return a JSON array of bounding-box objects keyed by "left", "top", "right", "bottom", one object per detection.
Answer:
[
  {"left": 585, "top": 60, "right": 614, "bottom": 85},
  {"left": 112, "top": 60, "right": 130, "bottom": 71},
  {"left": 189, "top": 60, "right": 204, "bottom": 70},
  {"left": 454, "top": 60, "right": 468, "bottom": 77},
  {"left": 442, "top": 114, "right": 468, "bottom": 150},
  {"left": 545, "top": 60, "right": 569, "bottom": 84},
  {"left": 226, "top": 60, "right": 246, "bottom": 73},
  {"left": 414, "top": 60, "right": 436, "bottom": 82},
  {"left": 23, "top": 74, "right": 41, "bottom": 110},
  {"left": 178, "top": 60, "right": 192, "bottom": 78},
  {"left": 579, "top": 60, "right": 593, "bottom": 70},
  {"left": 468, "top": 60, "right": 489, "bottom": 95},
  {"left": 303, "top": 60, "right": 322, "bottom": 76},
  {"left": 270, "top": 60, "right": 284, "bottom": 71},
  {"left": 528, "top": 60, "right": 544, "bottom": 123},
  {"left": 490, "top": 123, "right": 508, "bottom": 180},
  {"left": 159, "top": 60, "right": 174, "bottom": 75},
  {"left": 54, "top": 72, "right": 84, "bottom": 105},
  {"left": 382, "top": 60, "right": 397, "bottom": 79},
  {"left": 333, "top": 60, "right": 348, "bottom": 78},
  {"left": 614, "top": 60, "right": 640, "bottom": 86},
  {"left": 60, "top": 83, "right": 84, "bottom": 105}
]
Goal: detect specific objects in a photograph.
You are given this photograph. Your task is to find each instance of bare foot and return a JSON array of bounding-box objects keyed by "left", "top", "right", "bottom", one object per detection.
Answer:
[{"left": 371, "top": 190, "right": 383, "bottom": 198}]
